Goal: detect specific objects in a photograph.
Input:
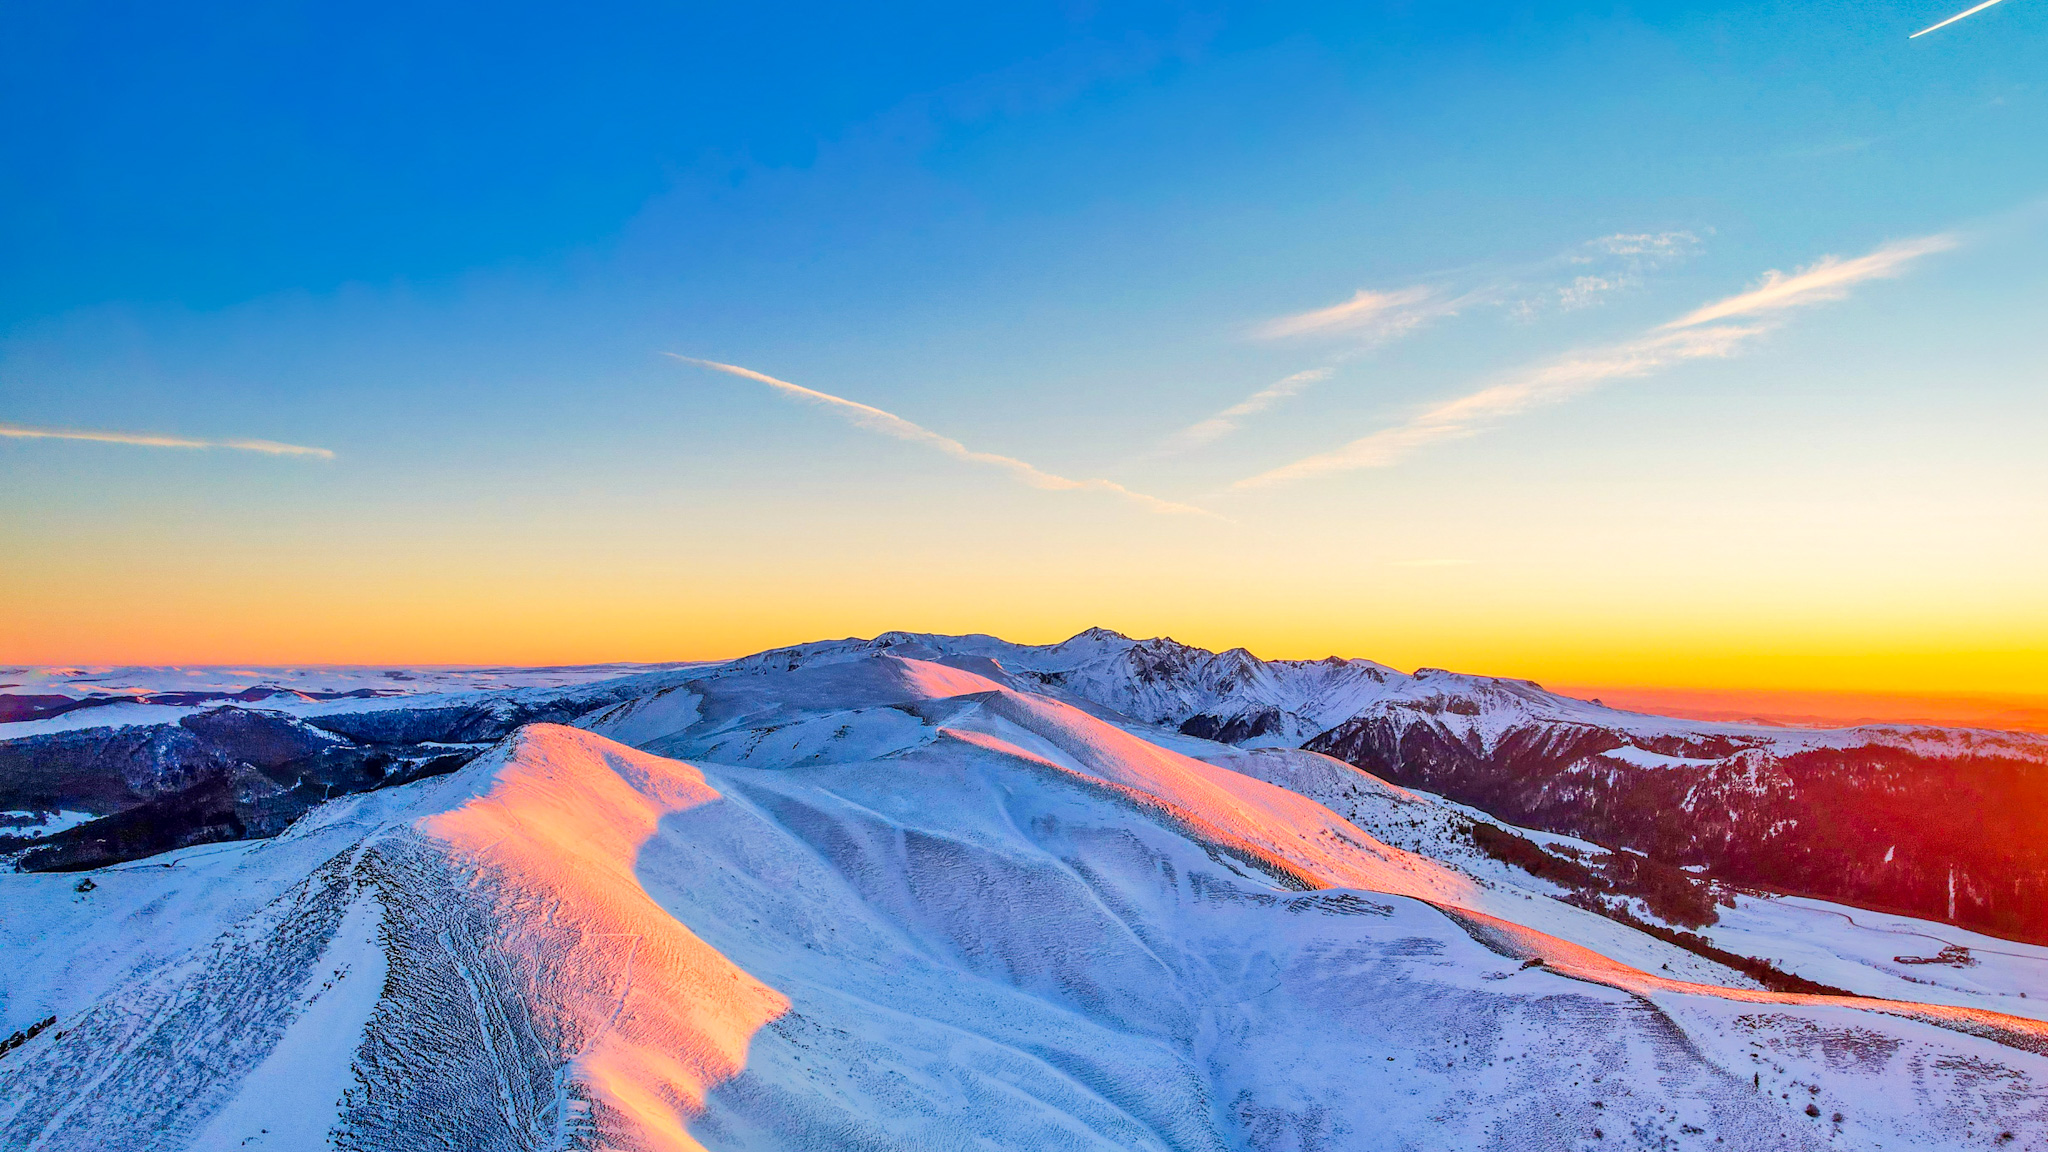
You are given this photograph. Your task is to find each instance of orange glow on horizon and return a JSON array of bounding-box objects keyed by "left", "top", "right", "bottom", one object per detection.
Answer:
[
  {"left": 4, "top": 520, "right": 2042, "bottom": 709},
  {"left": 7, "top": 592, "right": 2044, "bottom": 731},
  {"left": 1547, "top": 684, "right": 2048, "bottom": 735}
]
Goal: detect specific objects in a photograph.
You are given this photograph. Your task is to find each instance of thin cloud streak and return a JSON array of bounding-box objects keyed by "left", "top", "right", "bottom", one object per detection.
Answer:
[
  {"left": 1666, "top": 234, "right": 1958, "bottom": 328},
  {"left": 1160, "top": 368, "right": 1333, "bottom": 453},
  {"left": 668, "top": 355, "right": 1209, "bottom": 517},
  {"left": 1234, "top": 325, "right": 1757, "bottom": 488},
  {"left": 0, "top": 422, "right": 334, "bottom": 458},
  {"left": 1911, "top": 0, "right": 2010, "bottom": 36},
  {"left": 1262, "top": 231, "right": 1699, "bottom": 346},
  {"left": 1585, "top": 232, "right": 1700, "bottom": 260},
  {"left": 1257, "top": 286, "right": 1439, "bottom": 341},
  {"left": 1235, "top": 233, "right": 1957, "bottom": 489},
  {"left": 1522, "top": 231, "right": 1702, "bottom": 316},
  {"left": 1199, "top": 232, "right": 1698, "bottom": 456}
]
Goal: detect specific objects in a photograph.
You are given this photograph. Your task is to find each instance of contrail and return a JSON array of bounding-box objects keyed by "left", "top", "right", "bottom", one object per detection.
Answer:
[
  {"left": 1911, "top": 0, "right": 2011, "bottom": 37},
  {"left": 667, "top": 355, "right": 1210, "bottom": 516},
  {"left": 1157, "top": 368, "right": 1333, "bottom": 454},
  {"left": 0, "top": 422, "right": 334, "bottom": 458}
]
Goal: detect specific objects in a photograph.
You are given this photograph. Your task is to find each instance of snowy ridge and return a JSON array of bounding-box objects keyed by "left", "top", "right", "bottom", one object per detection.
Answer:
[
  {"left": 725, "top": 627, "right": 2048, "bottom": 761},
  {"left": 727, "top": 627, "right": 1407, "bottom": 747}
]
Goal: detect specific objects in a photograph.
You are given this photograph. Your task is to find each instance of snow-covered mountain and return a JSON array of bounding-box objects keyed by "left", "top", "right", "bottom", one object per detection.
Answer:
[
  {"left": 721, "top": 629, "right": 2048, "bottom": 944},
  {"left": 5, "top": 650, "right": 2047, "bottom": 1150},
  {"left": 725, "top": 627, "right": 1410, "bottom": 746}
]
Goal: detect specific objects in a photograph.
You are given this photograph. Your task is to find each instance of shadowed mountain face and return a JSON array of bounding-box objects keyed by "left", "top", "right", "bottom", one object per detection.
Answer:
[
  {"left": 6, "top": 629, "right": 2048, "bottom": 945},
  {"left": 1305, "top": 712, "right": 2048, "bottom": 944},
  {"left": 0, "top": 679, "right": 693, "bottom": 870},
  {"left": 0, "top": 707, "right": 455, "bottom": 870}
]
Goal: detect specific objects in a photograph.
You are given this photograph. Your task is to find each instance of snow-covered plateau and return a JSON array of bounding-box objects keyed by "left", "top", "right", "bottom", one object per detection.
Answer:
[{"left": 3, "top": 632, "right": 2047, "bottom": 1150}]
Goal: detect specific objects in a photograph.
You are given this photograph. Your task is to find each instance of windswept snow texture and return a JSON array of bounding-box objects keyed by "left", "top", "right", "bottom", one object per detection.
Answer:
[{"left": 6, "top": 653, "right": 2048, "bottom": 1151}]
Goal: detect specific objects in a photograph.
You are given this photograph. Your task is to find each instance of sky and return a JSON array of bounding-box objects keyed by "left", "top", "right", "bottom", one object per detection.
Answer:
[{"left": 2, "top": 0, "right": 2044, "bottom": 700}]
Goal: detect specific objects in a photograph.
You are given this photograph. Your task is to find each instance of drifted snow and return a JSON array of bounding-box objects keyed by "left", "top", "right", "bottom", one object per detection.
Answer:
[{"left": 2, "top": 653, "right": 2045, "bottom": 1150}]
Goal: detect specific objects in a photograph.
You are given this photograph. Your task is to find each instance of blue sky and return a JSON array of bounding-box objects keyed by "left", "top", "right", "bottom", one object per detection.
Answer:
[{"left": 3, "top": 0, "right": 2044, "bottom": 688}]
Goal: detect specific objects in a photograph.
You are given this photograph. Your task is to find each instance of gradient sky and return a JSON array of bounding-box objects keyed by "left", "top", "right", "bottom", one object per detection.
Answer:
[{"left": 2, "top": 0, "right": 2044, "bottom": 696}]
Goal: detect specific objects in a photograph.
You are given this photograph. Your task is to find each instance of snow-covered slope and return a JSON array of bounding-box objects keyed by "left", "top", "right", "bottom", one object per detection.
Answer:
[{"left": 8, "top": 652, "right": 2045, "bottom": 1150}]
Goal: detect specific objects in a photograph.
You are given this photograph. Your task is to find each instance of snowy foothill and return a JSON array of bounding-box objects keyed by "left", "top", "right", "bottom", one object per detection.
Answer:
[{"left": 1699, "top": 891, "right": 2048, "bottom": 1023}]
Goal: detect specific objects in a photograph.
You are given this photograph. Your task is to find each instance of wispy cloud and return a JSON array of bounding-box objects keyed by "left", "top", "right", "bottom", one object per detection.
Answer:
[
  {"left": 0, "top": 423, "right": 334, "bottom": 458},
  {"left": 1265, "top": 231, "right": 1702, "bottom": 344},
  {"left": 1185, "top": 232, "right": 1701, "bottom": 455},
  {"left": 1211, "top": 287, "right": 1446, "bottom": 453},
  {"left": 1233, "top": 325, "right": 1757, "bottom": 487},
  {"left": 1585, "top": 232, "right": 1700, "bottom": 260},
  {"left": 1235, "top": 233, "right": 1956, "bottom": 489},
  {"left": 1666, "top": 234, "right": 1957, "bottom": 328},
  {"left": 1515, "top": 231, "right": 1702, "bottom": 317},
  {"left": 1158, "top": 368, "right": 1333, "bottom": 454},
  {"left": 668, "top": 355, "right": 1208, "bottom": 516},
  {"left": 1256, "top": 286, "right": 1441, "bottom": 341}
]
